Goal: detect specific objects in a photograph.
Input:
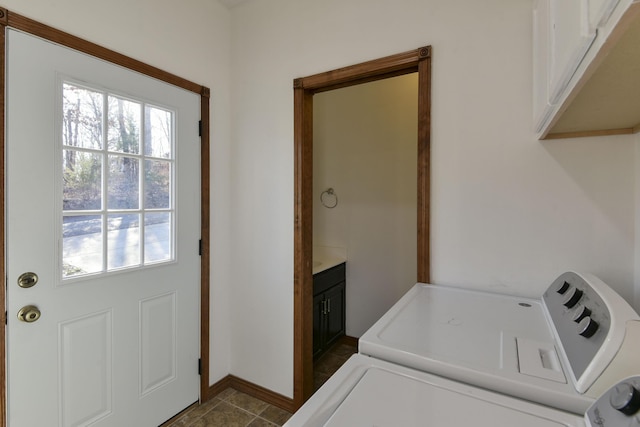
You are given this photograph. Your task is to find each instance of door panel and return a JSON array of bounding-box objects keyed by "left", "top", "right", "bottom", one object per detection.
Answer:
[
  {"left": 59, "top": 310, "right": 112, "bottom": 426},
  {"left": 325, "top": 283, "right": 345, "bottom": 349},
  {"left": 6, "top": 29, "right": 200, "bottom": 426},
  {"left": 140, "top": 292, "right": 176, "bottom": 395}
]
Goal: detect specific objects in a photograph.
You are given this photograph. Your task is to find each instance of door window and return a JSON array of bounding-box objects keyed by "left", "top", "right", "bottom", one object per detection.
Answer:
[{"left": 62, "top": 81, "right": 175, "bottom": 279}]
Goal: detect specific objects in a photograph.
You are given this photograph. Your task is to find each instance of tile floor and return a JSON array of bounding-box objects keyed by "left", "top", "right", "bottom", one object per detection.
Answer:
[
  {"left": 166, "top": 342, "right": 357, "bottom": 427},
  {"left": 165, "top": 388, "right": 292, "bottom": 427},
  {"left": 313, "top": 342, "right": 357, "bottom": 391}
]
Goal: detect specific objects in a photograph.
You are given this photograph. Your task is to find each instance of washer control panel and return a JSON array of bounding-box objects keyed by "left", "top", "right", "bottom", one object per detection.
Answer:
[
  {"left": 543, "top": 272, "right": 610, "bottom": 385},
  {"left": 586, "top": 376, "right": 640, "bottom": 427}
]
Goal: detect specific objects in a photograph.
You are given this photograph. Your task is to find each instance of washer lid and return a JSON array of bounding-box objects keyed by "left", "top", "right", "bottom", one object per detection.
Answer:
[
  {"left": 358, "top": 283, "right": 592, "bottom": 414},
  {"left": 360, "top": 283, "right": 551, "bottom": 370},
  {"left": 286, "top": 355, "right": 585, "bottom": 427}
]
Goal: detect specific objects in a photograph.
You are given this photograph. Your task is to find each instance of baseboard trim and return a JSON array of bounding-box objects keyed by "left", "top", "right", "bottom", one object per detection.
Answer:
[
  {"left": 207, "top": 375, "right": 234, "bottom": 399},
  {"left": 209, "top": 375, "right": 296, "bottom": 413},
  {"left": 205, "top": 336, "right": 358, "bottom": 415}
]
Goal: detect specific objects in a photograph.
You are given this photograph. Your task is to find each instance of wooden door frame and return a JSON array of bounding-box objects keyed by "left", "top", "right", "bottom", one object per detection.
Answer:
[
  {"left": 293, "top": 46, "right": 432, "bottom": 408},
  {"left": 0, "top": 8, "right": 212, "bottom": 425}
]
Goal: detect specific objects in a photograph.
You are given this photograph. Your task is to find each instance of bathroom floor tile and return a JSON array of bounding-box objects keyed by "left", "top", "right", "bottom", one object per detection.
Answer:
[{"left": 313, "top": 340, "right": 356, "bottom": 391}]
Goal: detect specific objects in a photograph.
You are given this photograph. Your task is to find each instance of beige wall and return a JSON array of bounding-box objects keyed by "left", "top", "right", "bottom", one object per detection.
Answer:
[
  {"left": 313, "top": 74, "right": 418, "bottom": 337},
  {"left": 229, "top": 0, "right": 635, "bottom": 398}
]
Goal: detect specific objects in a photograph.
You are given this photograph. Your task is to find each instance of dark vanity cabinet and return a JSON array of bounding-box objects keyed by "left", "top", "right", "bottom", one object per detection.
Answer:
[{"left": 313, "top": 262, "right": 346, "bottom": 360}]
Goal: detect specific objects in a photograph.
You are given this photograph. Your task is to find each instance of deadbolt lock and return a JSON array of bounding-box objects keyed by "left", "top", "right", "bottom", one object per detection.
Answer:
[
  {"left": 17, "top": 272, "right": 38, "bottom": 288},
  {"left": 17, "top": 305, "right": 41, "bottom": 323}
]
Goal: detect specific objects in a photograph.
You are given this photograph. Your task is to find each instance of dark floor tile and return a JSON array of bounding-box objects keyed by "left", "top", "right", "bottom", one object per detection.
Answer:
[
  {"left": 314, "top": 371, "right": 331, "bottom": 391},
  {"left": 260, "top": 405, "right": 292, "bottom": 425},
  {"left": 247, "top": 417, "right": 278, "bottom": 427},
  {"left": 314, "top": 353, "right": 345, "bottom": 376},
  {"left": 213, "top": 387, "right": 238, "bottom": 401},
  {"left": 166, "top": 399, "right": 221, "bottom": 426},
  {"left": 190, "top": 401, "right": 255, "bottom": 427},
  {"left": 225, "top": 391, "right": 270, "bottom": 415},
  {"left": 171, "top": 342, "right": 353, "bottom": 426},
  {"left": 330, "top": 344, "right": 357, "bottom": 358},
  {"left": 166, "top": 417, "right": 193, "bottom": 427}
]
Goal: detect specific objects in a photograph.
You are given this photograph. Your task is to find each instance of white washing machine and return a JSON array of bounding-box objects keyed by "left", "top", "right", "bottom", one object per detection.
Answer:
[
  {"left": 285, "top": 272, "right": 640, "bottom": 426},
  {"left": 358, "top": 272, "right": 640, "bottom": 414},
  {"left": 285, "top": 354, "right": 640, "bottom": 426}
]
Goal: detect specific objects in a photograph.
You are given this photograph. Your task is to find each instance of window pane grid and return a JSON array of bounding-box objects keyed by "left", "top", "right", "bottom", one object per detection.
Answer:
[{"left": 62, "top": 81, "right": 175, "bottom": 280}]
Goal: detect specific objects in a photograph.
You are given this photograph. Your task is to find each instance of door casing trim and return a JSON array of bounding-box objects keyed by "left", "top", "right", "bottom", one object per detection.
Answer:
[
  {"left": 0, "top": 8, "right": 212, "bottom": 425},
  {"left": 293, "top": 46, "right": 432, "bottom": 409}
]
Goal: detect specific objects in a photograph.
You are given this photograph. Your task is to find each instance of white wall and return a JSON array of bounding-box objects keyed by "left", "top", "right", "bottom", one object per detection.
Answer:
[
  {"left": 2, "top": 0, "right": 234, "bottom": 385},
  {"left": 229, "top": 0, "right": 636, "bottom": 398},
  {"left": 5, "top": 0, "right": 637, "bottom": 403},
  {"left": 313, "top": 74, "right": 418, "bottom": 337}
]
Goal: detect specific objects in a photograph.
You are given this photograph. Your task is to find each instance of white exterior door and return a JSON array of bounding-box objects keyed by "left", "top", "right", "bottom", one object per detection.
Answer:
[{"left": 6, "top": 29, "right": 201, "bottom": 426}]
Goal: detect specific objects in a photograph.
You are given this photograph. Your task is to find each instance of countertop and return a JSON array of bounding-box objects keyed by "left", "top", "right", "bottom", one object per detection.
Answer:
[{"left": 312, "top": 256, "right": 346, "bottom": 275}]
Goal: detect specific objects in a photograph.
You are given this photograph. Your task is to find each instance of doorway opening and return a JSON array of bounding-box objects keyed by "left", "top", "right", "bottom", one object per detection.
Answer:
[{"left": 293, "top": 46, "right": 432, "bottom": 408}]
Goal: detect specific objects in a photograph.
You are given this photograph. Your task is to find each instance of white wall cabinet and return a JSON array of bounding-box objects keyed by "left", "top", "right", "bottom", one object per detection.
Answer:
[
  {"left": 533, "top": 0, "right": 553, "bottom": 131},
  {"left": 547, "top": 0, "right": 596, "bottom": 105},
  {"left": 533, "top": 0, "right": 595, "bottom": 133},
  {"left": 533, "top": 0, "right": 640, "bottom": 139},
  {"left": 589, "top": 0, "right": 621, "bottom": 28}
]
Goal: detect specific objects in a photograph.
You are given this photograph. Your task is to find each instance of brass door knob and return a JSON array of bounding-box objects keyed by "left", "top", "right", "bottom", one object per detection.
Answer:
[
  {"left": 17, "top": 272, "right": 38, "bottom": 288},
  {"left": 17, "top": 305, "right": 41, "bottom": 323}
]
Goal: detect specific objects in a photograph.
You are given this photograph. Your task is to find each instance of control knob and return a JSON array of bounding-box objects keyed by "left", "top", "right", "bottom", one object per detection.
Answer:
[
  {"left": 610, "top": 383, "right": 640, "bottom": 416},
  {"left": 562, "top": 288, "right": 583, "bottom": 308},
  {"left": 578, "top": 316, "right": 599, "bottom": 338},
  {"left": 556, "top": 281, "right": 570, "bottom": 294},
  {"left": 572, "top": 306, "right": 591, "bottom": 323}
]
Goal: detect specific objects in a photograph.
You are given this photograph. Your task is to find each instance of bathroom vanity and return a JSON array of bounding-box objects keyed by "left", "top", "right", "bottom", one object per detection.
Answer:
[{"left": 313, "top": 262, "right": 346, "bottom": 360}]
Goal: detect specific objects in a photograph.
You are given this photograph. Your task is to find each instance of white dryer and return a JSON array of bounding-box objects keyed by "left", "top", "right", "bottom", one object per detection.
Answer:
[
  {"left": 358, "top": 272, "right": 640, "bottom": 414},
  {"left": 285, "top": 354, "right": 640, "bottom": 426}
]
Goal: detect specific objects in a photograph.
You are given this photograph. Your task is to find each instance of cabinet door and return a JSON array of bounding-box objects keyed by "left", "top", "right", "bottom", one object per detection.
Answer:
[
  {"left": 548, "top": 0, "right": 596, "bottom": 104},
  {"left": 589, "top": 0, "right": 620, "bottom": 28},
  {"left": 324, "top": 282, "right": 346, "bottom": 350},
  {"left": 533, "top": 0, "right": 553, "bottom": 131},
  {"left": 313, "top": 293, "right": 325, "bottom": 360}
]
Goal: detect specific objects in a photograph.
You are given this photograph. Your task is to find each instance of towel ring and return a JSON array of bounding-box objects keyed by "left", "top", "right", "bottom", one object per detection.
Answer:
[{"left": 320, "top": 188, "right": 338, "bottom": 208}]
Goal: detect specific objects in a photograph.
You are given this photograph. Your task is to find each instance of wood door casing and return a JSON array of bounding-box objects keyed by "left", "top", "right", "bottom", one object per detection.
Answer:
[{"left": 293, "top": 46, "right": 432, "bottom": 409}]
